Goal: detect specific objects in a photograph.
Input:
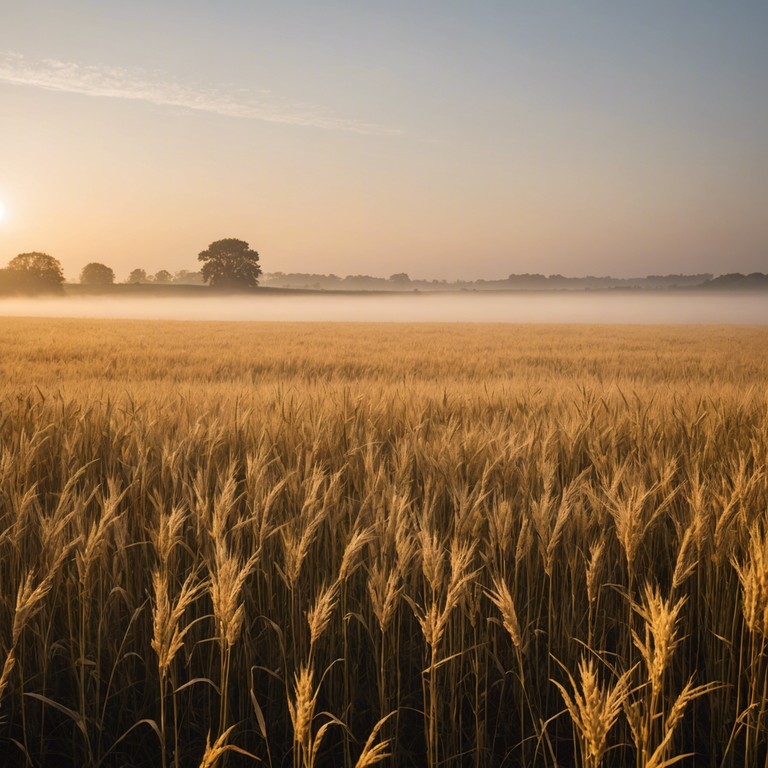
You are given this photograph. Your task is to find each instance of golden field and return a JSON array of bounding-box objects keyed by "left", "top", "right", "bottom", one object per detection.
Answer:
[{"left": 1, "top": 318, "right": 767, "bottom": 767}]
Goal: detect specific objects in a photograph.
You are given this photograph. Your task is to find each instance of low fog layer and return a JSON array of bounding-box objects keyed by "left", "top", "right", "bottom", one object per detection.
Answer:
[{"left": 0, "top": 292, "right": 767, "bottom": 324}]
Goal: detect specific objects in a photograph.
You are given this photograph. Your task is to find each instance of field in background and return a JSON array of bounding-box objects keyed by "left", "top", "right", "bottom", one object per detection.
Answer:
[{"left": 1, "top": 319, "right": 767, "bottom": 767}]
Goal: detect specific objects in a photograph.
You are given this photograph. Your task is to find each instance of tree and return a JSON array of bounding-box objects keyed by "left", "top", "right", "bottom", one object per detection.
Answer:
[
  {"left": 198, "top": 239, "right": 261, "bottom": 288},
  {"left": 7, "top": 252, "right": 64, "bottom": 288},
  {"left": 153, "top": 269, "right": 173, "bottom": 284},
  {"left": 173, "top": 270, "right": 204, "bottom": 285},
  {"left": 80, "top": 262, "right": 115, "bottom": 285},
  {"left": 127, "top": 268, "right": 147, "bottom": 284}
]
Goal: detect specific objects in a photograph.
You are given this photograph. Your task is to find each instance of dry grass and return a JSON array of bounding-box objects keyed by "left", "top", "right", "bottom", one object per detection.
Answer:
[{"left": 0, "top": 318, "right": 767, "bottom": 766}]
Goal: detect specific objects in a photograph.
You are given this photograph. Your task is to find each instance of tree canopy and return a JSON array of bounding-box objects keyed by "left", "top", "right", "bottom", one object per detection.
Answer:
[
  {"left": 153, "top": 269, "right": 173, "bottom": 284},
  {"left": 1, "top": 252, "right": 65, "bottom": 294},
  {"left": 127, "top": 268, "right": 147, "bottom": 284},
  {"left": 198, "top": 239, "right": 261, "bottom": 288},
  {"left": 80, "top": 262, "right": 115, "bottom": 285},
  {"left": 7, "top": 252, "right": 64, "bottom": 287}
]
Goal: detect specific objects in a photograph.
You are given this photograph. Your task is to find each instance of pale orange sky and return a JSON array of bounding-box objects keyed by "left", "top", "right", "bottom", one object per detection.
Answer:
[{"left": 1, "top": 2, "right": 766, "bottom": 281}]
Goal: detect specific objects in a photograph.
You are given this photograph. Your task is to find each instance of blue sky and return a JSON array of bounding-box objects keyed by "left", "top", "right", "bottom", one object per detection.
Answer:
[{"left": 1, "top": 1, "right": 766, "bottom": 279}]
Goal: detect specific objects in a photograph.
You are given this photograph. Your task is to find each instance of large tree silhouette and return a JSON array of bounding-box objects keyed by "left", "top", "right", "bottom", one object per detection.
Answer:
[
  {"left": 1, "top": 252, "right": 65, "bottom": 294},
  {"left": 198, "top": 239, "right": 261, "bottom": 288},
  {"left": 7, "top": 252, "right": 65, "bottom": 287},
  {"left": 80, "top": 262, "right": 115, "bottom": 285}
]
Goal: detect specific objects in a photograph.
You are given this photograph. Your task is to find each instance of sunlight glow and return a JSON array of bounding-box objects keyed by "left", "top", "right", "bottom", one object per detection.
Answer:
[{"left": 0, "top": 201, "right": 6, "bottom": 222}]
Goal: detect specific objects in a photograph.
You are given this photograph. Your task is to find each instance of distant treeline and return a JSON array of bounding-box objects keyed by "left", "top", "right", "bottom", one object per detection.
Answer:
[
  {"left": 263, "top": 271, "right": 768, "bottom": 291},
  {"left": 0, "top": 253, "right": 208, "bottom": 297},
  {"left": 4, "top": 254, "right": 768, "bottom": 297},
  {"left": 124, "top": 268, "right": 205, "bottom": 285}
]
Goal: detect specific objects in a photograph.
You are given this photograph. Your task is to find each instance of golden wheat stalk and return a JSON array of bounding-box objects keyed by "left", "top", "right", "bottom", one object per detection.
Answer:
[
  {"left": 552, "top": 656, "right": 631, "bottom": 768},
  {"left": 485, "top": 574, "right": 527, "bottom": 653}
]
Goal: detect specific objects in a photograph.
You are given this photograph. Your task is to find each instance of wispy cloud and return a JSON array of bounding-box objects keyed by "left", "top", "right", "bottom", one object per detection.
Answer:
[{"left": 0, "top": 52, "right": 400, "bottom": 136}]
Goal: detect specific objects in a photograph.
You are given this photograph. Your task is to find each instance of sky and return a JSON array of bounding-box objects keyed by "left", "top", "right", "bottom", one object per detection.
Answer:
[{"left": 0, "top": 1, "right": 766, "bottom": 282}]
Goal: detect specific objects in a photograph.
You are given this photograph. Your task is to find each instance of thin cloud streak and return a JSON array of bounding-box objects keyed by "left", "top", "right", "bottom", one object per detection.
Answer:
[{"left": 0, "top": 52, "right": 400, "bottom": 135}]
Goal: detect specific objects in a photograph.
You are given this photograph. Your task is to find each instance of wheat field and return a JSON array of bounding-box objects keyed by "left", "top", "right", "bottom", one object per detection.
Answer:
[{"left": 1, "top": 318, "right": 767, "bottom": 767}]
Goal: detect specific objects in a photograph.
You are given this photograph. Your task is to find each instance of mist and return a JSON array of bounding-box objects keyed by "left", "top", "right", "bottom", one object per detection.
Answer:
[{"left": 0, "top": 292, "right": 766, "bottom": 324}]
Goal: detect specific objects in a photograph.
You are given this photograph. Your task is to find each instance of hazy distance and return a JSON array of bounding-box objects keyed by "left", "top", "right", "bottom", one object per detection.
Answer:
[
  {"left": 1, "top": 2, "right": 767, "bottom": 281},
  {"left": 1, "top": 293, "right": 767, "bottom": 325}
]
